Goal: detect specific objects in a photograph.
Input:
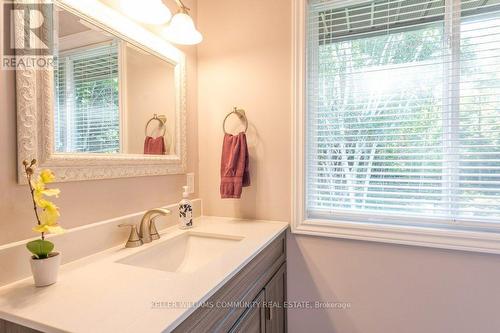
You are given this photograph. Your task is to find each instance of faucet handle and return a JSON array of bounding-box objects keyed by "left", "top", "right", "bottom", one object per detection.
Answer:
[
  {"left": 118, "top": 223, "right": 143, "bottom": 248},
  {"left": 149, "top": 217, "right": 160, "bottom": 241}
]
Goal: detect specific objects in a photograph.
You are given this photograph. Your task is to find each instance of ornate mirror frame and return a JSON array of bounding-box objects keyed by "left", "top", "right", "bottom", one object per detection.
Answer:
[{"left": 16, "top": 0, "right": 187, "bottom": 183}]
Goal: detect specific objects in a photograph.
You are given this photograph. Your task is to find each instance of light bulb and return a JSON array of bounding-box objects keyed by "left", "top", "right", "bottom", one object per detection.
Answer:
[
  {"left": 120, "top": 0, "right": 171, "bottom": 25},
  {"left": 163, "top": 12, "right": 203, "bottom": 45}
]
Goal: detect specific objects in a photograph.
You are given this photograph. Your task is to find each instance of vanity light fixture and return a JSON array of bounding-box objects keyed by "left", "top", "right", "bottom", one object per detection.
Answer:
[
  {"left": 162, "top": 0, "right": 203, "bottom": 45},
  {"left": 120, "top": 0, "right": 172, "bottom": 25}
]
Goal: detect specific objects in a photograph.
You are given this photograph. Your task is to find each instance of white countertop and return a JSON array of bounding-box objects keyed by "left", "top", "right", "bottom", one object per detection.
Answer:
[{"left": 0, "top": 217, "right": 288, "bottom": 333}]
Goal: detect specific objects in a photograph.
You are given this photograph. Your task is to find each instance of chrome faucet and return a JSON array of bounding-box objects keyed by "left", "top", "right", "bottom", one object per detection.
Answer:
[{"left": 139, "top": 208, "right": 171, "bottom": 243}]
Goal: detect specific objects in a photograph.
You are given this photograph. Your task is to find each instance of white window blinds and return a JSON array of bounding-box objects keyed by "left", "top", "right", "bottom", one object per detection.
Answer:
[
  {"left": 55, "top": 43, "right": 120, "bottom": 153},
  {"left": 306, "top": 0, "right": 500, "bottom": 225}
]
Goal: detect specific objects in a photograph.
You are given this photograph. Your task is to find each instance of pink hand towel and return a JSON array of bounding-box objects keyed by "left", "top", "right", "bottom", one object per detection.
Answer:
[
  {"left": 144, "top": 136, "right": 166, "bottom": 155},
  {"left": 220, "top": 132, "right": 250, "bottom": 199}
]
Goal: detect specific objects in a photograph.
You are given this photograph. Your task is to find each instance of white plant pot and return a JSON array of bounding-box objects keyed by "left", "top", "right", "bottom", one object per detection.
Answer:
[{"left": 29, "top": 252, "right": 61, "bottom": 287}]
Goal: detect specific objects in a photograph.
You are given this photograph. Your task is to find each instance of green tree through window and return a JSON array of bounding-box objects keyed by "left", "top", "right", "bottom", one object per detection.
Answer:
[{"left": 307, "top": 0, "right": 500, "bottom": 223}]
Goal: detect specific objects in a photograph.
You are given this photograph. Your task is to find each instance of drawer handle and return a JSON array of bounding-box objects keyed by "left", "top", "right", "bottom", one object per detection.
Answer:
[{"left": 266, "top": 307, "right": 273, "bottom": 321}]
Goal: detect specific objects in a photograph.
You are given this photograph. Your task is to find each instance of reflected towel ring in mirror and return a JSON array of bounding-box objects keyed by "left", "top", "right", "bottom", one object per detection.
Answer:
[
  {"left": 145, "top": 114, "right": 167, "bottom": 137},
  {"left": 223, "top": 107, "right": 248, "bottom": 135}
]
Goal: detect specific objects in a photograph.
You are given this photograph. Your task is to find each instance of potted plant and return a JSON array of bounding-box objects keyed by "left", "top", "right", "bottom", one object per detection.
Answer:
[{"left": 22, "top": 159, "right": 64, "bottom": 287}]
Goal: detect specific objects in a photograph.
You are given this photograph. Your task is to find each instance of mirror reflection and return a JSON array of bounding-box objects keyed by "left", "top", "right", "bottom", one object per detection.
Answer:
[{"left": 54, "top": 7, "right": 177, "bottom": 155}]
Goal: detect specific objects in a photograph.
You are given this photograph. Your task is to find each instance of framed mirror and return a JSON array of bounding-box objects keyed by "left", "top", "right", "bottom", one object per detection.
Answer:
[{"left": 15, "top": 0, "right": 187, "bottom": 183}]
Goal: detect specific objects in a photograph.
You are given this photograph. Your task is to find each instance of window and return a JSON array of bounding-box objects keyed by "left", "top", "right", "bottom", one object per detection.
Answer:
[
  {"left": 55, "top": 43, "right": 120, "bottom": 153},
  {"left": 293, "top": 0, "right": 500, "bottom": 252}
]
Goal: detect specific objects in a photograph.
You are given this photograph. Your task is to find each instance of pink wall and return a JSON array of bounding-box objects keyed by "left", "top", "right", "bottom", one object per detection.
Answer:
[
  {"left": 287, "top": 233, "right": 500, "bottom": 333},
  {"left": 196, "top": 0, "right": 500, "bottom": 332},
  {"left": 0, "top": 0, "right": 199, "bottom": 245},
  {"left": 197, "top": 0, "right": 291, "bottom": 221}
]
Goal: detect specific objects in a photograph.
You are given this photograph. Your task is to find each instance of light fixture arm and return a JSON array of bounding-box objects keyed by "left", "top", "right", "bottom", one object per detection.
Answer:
[{"left": 173, "top": 0, "right": 190, "bottom": 12}]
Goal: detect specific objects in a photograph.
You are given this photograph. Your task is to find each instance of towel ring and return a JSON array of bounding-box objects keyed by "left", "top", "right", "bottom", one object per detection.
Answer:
[
  {"left": 145, "top": 114, "right": 167, "bottom": 137},
  {"left": 223, "top": 107, "right": 248, "bottom": 135}
]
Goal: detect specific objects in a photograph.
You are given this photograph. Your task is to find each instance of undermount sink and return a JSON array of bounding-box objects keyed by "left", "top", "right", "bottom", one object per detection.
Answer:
[{"left": 116, "top": 231, "right": 244, "bottom": 273}]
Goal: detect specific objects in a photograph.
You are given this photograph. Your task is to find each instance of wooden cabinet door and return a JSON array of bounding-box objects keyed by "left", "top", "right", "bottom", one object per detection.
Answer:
[
  {"left": 229, "top": 291, "right": 266, "bottom": 333},
  {"left": 264, "top": 264, "right": 286, "bottom": 333},
  {"left": 0, "top": 319, "right": 43, "bottom": 333}
]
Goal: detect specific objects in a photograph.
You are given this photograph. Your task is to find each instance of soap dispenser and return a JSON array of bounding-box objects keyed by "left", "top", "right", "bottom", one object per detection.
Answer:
[{"left": 179, "top": 186, "right": 193, "bottom": 229}]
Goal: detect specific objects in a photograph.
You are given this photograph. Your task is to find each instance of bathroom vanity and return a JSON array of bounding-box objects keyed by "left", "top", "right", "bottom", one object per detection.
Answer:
[
  {"left": 173, "top": 228, "right": 286, "bottom": 333},
  {"left": 0, "top": 217, "right": 288, "bottom": 333}
]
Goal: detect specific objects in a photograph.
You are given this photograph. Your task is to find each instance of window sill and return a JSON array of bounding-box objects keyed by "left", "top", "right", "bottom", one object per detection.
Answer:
[{"left": 292, "top": 219, "right": 500, "bottom": 254}]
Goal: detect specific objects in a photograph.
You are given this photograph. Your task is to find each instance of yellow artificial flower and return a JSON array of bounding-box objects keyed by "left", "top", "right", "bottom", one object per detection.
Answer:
[
  {"left": 33, "top": 224, "right": 64, "bottom": 234},
  {"left": 40, "top": 205, "right": 60, "bottom": 225},
  {"left": 39, "top": 169, "right": 55, "bottom": 183},
  {"left": 37, "top": 197, "right": 59, "bottom": 212},
  {"left": 33, "top": 201, "right": 64, "bottom": 235},
  {"left": 42, "top": 188, "right": 60, "bottom": 197},
  {"left": 37, "top": 198, "right": 60, "bottom": 225},
  {"left": 32, "top": 180, "right": 60, "bottom": 197},
  {"left": 31, "top": 180, "right": 60, "bottom": 207},
  {"left": 27, "top": 168, "right": 64, "bottom": 236}
]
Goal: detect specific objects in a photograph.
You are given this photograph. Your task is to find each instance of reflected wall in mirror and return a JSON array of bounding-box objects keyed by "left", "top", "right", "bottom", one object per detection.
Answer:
[{"left": 54, "top": 8, "right": 176, "bottom": 156}]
